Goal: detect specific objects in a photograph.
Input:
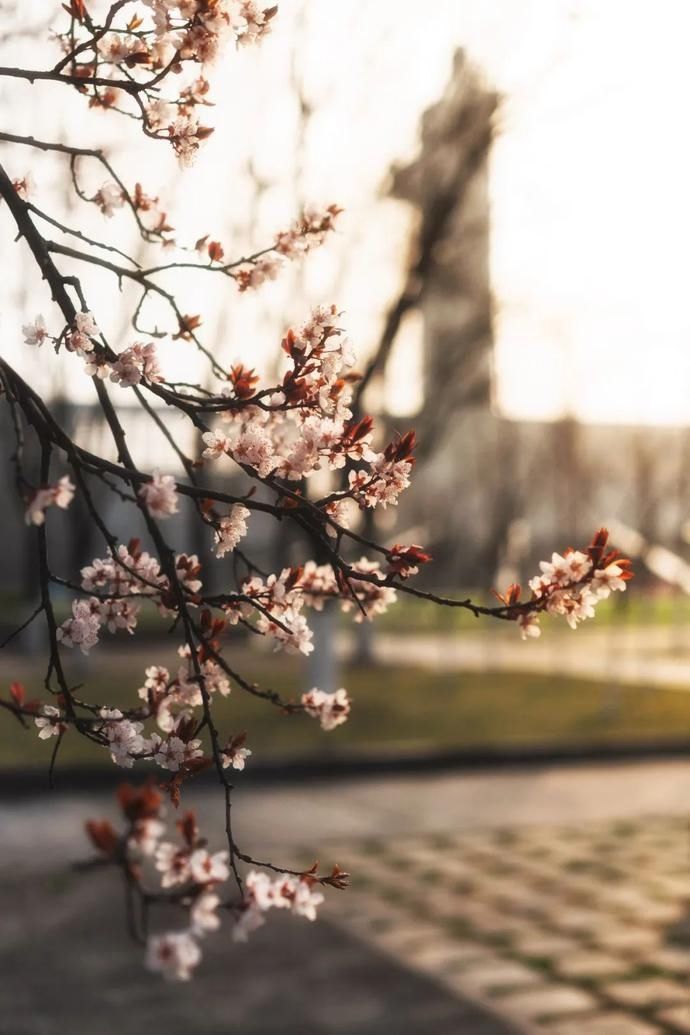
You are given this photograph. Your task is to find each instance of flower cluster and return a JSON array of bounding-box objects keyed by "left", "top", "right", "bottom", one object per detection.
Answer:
[
  {"left": 232, "top": 869, "right": 324, "bottom": 942},
  {"left": 99, "top": 708, "right": 145, "bottom": 768},
  {"left": 81, "top": 539, "right": 164, "bottom": 598},
  {"left": 80, "top": 786, "right": 349, "bottom": 981},
  {"left": 56, "top": 0, "right": 278, "bottom": 162},
  {"left": 199, "top": 305, "right": 416, "bottom": 522},
  {"left": 52, "top": 543, "right": 206, "bottom": 659},
  {"left": 234, "top": 205, "right": 342, "bottom": 292},
  {"left": 22, "top": 308, "right": 163, "bottom": 387},
  {"left": 138, "top": 648, "right": 230, "bottom": 729},
  {"left": 502, "top": 529, "right": 633, "bottom": 640},
  {"left": 56, "top": 598, "right": 103, "bottom": 654},
  {"left": 301, "top": 687, "right": 351, "bottom": 731},
  {"left": 110, "top": 342, "right": 164, "bottom": 387},
  {"left": 65, "top": 310, "right": 99, "bottom": 356},
  {"left": 211, "top": 504, "right": 250, "bottom": 558}
]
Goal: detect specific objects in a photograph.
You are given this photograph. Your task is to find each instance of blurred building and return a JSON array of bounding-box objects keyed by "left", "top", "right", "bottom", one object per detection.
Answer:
[{"left": 387, "top": 52, "right": 690, "bottom": 586}]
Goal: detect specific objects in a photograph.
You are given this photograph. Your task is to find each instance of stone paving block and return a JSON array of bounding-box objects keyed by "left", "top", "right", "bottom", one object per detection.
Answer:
[
  {"left": 407, "top": 941, "right": 495, "bottom": 973},
  {"left": 369, "top": 918, "right": 442, "bottom": 942},
  {"left": 604, "top": 977, "right": 690, "bottom": 1008},
  {"left": 656, "top": 1005, "right": 690, "bottom": 1032},
  {"left": 444, "top": 904, "right": 526, "bottom": 938},
  {"left": 513, "top": 931, "right": 582, "bottom": 959},
  {"left": 443, "top": 958, "right": 542, "bottom": 997},
  {"left": 640, "top": 902, "right": 685, "bottom": 926},
  {"left": 540, "top": 1012, "right": 662, "bottom": 1035},
  {"left": 549, "top": 907, "right": 604, "bottom": 935},
  {"left": 367, "top": 926, "right": 444, "bottom": 955},
  {"left": 555, "top": 950, "right": 632, "bottom": 979},
  {"left": 648, "top": 946, "right": 690, "bottom": 974},
  {"left": 495, "top": 983, "right": 597, "bottom": 1023},
  {"left": 595, "top": 926, "right": 661, "bottom": 954},
  {"left": 647, "top": 876, "right": 690, "bottom": 901}
]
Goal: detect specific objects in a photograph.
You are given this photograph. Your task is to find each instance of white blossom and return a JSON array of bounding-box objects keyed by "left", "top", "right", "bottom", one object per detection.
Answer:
[
  {"left": 34, "top": 704, "right": 63, "bottom": 740},
  {"left": 155, "top": 842, "right": 192, "bottom": 888},
  {"left": 213, "top": 504, "right": 250, "bottom": 557},
  {"left": 93, "top": 181, "right": 125, "bottom": 217},
  {"left": 201, "top": 429, "right": 231, "bottom": 460},
  {"left": 517, "top": 613, "right": 541, "bottom": 640},
  {"left": 221, "top": 741, "right": 251, "bottom": 770},
  {"left": 301, "top": 687, "right": 351, "bottom": 731},
  {"left": 22, "top": 315, "right": 49, "bottom": 347},
  {"left": 189, "top": 848, "right": 230, "bottom": 885},
  {"left": 191, "top": 891, "right": 221, "bottom": 934}
]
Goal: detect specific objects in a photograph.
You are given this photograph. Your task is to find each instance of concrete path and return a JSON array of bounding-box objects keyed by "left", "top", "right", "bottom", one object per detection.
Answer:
[
  {"left": 5, "top": 758, "right": 690, "bottom": 871},
  {"left": 339, "top": 627, "right": 690, "bottom": 691}
]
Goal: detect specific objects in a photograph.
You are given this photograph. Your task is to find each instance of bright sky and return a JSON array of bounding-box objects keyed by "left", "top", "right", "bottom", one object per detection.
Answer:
[{"left": 3, "top": 0, "right": 690, "bottom": 430}]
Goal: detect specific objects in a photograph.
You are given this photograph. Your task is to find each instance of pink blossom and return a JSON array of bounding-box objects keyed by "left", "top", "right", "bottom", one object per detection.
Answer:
[
  {"left": 110, "top": 342, "right": 163, "bottom": 387},
  {"left": 231, "top": 426, "right": 277, "bottom": 477},
  {"left": 148, "top": 732, "right": 203, "bottom": 772},
  {"left": 98, "top": 707, "right": 145, "bottom": 768},
  {"left": 146, "top": 931, "right": 201, "bottom": 982},
  {"left": 24, "top": 476, "right": 75, "bottom": 526},
  {"left": 189, "top": 848, "right": 230, "bottom": 885},
  {"left": 139, "top": 470, "right": 179, "bottom": 518},
  {"left": 56, "top": 598, "right": 101, "bottom": 654},
  {"left": 191, "top": 891, "right": 221, "bottom": 934}
]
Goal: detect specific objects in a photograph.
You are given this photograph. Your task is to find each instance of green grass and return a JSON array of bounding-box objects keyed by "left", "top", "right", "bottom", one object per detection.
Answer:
[
  {"left": 5, "top": 645, "right": 690, "bottom": 771},
  {"left": 376, "top": 589, "right": 690, "bottom": 633}
]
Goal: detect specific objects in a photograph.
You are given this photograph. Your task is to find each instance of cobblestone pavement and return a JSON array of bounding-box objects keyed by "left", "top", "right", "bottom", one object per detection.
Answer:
[{"left": 323, "top": 816, "right": 690, "bottom": 1034}]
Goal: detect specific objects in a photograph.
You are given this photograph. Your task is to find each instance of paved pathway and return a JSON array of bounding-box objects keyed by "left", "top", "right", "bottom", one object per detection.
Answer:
[
  {"left": 0, "top": 867, "right": 513, "bottom": 1035},
  {"left": 326, "top": 816, "right": 690, "bottom": 1034},
  {"left": 338, "top": 627, "right": 690, "bottom": 691},
  {"left": 5, "top": 760, "right": 690, "bottom": 1032}
]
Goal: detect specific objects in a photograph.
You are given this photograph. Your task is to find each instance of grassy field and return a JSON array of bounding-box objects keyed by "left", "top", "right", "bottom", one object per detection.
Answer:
[
  {"left": 376, "top": 589, "right": 690, "bottom": 634},
  {"left": 4, "top": 644, "right": 690, "bottom": 772}
]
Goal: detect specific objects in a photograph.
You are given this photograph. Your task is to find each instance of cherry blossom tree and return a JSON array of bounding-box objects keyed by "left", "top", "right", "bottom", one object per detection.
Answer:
[{"left": 0, "top": 1, "right": 633, "bottom": 982}]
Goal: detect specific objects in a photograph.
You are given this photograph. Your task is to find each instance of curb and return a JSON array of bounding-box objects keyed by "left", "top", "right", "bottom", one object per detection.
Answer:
[{"left": 2, "top": 737, "right": 690, "bottom": 796}]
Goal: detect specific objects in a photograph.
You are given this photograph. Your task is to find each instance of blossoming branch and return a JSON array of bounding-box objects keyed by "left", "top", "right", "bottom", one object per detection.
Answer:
[{"left": 0, "top": 1, "right": 633, "bottom": 981}]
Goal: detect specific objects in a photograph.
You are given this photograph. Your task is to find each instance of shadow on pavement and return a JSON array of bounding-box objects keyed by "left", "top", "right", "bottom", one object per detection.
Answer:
[{"left": 0, "top": 869, "right": 515, "bottom": 1035}]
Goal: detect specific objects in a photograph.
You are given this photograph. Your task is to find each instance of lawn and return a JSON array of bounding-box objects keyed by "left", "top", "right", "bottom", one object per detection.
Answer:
[
  {"left": 4, "top": 644, "right": 690, "bottom": 772},
  {"left": 376, "top": 588, "right": 690, "bottom": 634}
]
